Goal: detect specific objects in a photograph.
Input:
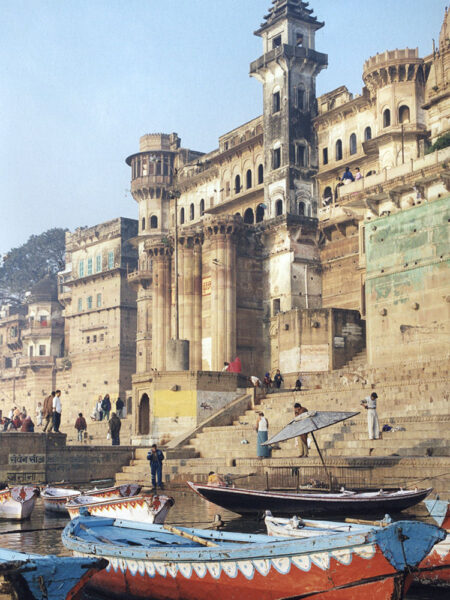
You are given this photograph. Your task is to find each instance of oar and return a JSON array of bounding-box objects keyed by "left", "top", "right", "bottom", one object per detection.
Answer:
[
  {"left": 163, "top": 524, "right": 218, "bottom": 547},
  {"left": 345, "top": 517, "right": 389, "bottom": 527}
]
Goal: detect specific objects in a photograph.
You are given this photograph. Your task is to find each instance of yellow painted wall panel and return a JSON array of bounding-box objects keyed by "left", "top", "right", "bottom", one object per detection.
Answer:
[{"left": 153, "top": 390, "right": 197, "bottom": 417}]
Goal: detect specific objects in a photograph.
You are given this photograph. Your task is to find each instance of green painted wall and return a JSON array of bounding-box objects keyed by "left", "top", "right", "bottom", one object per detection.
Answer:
[{"left": 365, "top": 196, "right": 450, "bottom": 365}]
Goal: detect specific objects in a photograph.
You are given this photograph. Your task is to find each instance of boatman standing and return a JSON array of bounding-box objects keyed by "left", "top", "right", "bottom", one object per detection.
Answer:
[
  {"left": 361, "top": 392, "right": 380, "bottom": 440},
  {"left": 147, "top": 444, "right": 165, "bottom": 491}
]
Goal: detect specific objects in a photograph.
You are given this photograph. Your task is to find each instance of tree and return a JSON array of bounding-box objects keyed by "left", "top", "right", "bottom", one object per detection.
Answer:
[{"left": 0, "top": 228, "right": 67, "bottom": 306}]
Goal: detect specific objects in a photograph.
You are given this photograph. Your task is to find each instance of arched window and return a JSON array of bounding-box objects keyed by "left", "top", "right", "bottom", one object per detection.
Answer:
[
  {"left": 246, "top": 169, "right": 252, "bottom": 189},
  {"left": 364, "top": 126, "right": 372, "bottom": 141},
  {"left": 399, "top": 105, "right": 410, "bottom": 124},
  {"left": 141, "top": 217, "right": 146, "bottom": 230},
  {"left": 190, "top": 203, "right": 194, "bottom": 221},
  {"left": 323, "top": 187, "right": 333, "bottom": 204},
  {"left": 256, "top": 204, "right": 265, "bottom": 222},
  {"left": 297, "top": 88, "right": 305, "bottom": 110},
  {"left": 200, "top": 198, "right": 205, "bottom": 216},
  {"left": 150, "top": 215, "right": 158, "bottom": 229},
  {"left": 243, "top": 208, "right": 254, "bottom": 224},
  {"left": 258, "top": 164, "right": 264, "bottom": 184},
  {"left": 234, "top": 175, "right": 241, "bottom": 194},
  {"left": 335, "top": 139, "right": 343, "bottom": 161},
  {"left": 180, "top": 207, "right": 185, "bottom": 225},
  {"left": 276, "top": 199, "right": 283, "bottom": 216},
  {"left": 298, "top": 201, "right": 305, "bottom": 216},
  {"left": 383, "top": 108, "right": 391, "bottom": 128},
  {"left": 349, "top": 133, "right": 357, "bottom": 155}
]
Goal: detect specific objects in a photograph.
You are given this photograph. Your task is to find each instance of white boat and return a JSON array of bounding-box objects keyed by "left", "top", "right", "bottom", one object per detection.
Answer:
[
  {"left": 0, "top": 486, "right": 39, "bottom": 520},
  {"left": 41, "top": 486, "right": 81, "bottom": 513},
  {"left": 85, "top": 483, "right": 141, "bottom": 500},
  {"left": 264, "top": 511, "right": 386, "bottom": 538},
  {"left": 66, "top": 493, "right": 174, "bottom": 524},
  {"left": 42, "top": 483, "right": 142, "bottom": 514}
]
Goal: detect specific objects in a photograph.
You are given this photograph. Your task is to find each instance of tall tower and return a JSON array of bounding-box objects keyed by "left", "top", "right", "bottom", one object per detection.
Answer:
[
  {"left": 250, "top": 0, "right": 327, "bottom": 218},
  {"left": 125, "top": 133, "right": 179, "bottom": 373}
]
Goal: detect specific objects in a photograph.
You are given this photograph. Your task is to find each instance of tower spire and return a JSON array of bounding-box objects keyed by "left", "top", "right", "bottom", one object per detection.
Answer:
[{"left": 257, "top": 0, "right": 323, "bottom": 35}]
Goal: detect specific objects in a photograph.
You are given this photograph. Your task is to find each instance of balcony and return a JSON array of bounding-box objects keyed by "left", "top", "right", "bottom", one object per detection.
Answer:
[
  {"left": 22, "top": 320, "right": 65, "bottom": 339},
  {"left": 128, "top": 269, "right": 153, "bottom": 287},
  {"left": 18, "top": 356, "right": 55, "bottom": 369}
]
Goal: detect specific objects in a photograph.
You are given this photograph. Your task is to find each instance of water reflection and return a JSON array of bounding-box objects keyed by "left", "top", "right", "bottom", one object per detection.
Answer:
[{"left": 0, "top": 489, "right": 445, "bottom": 599}]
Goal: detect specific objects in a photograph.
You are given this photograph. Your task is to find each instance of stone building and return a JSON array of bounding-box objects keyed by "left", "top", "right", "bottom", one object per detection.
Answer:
[
  {"left": 126, "top": 1, "right": 449, "bottom": 442},
  {"left": 0, "top": 218, "right": 139, "bottom": 428},
  {"left": 57, "top": 218, "right": 138, "bottom": 423},
  {"left": 0, "top": 277, "right": 64, "bottom": 416}
]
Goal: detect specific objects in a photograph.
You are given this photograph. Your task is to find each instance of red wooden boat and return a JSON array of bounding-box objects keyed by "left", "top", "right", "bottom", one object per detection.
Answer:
[
  {"left": 62, "top": 514, "right": 445, "bottom": 600},
  {"left": 414, "top": 498, "right": 450, "bottom": 587}
]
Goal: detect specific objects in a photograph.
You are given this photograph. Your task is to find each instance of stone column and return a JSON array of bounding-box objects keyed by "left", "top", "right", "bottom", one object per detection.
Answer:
[
  {"left": 205, "top": 216, "right": 240, "bottom": 370},
  {"left": 192, "top": 236, "right": 203, "bottom": 370},
  {"left": 147, "top": 242, "right": 172, "bottom": 371}
]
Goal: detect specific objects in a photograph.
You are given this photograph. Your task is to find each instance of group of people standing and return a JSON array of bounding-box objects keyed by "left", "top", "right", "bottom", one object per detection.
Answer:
[
  {"left": 91, "top": 394, "right": 125, "bottom": 422},
  {"left": 1, "top": 390, "right": 63, "bottom": 433}
]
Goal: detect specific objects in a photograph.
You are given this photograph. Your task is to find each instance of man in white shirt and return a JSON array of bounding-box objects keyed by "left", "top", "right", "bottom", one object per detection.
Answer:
[
  {"left": 361, "top": 392, "right": 380, "bottom": 440},
  {"left": 52, "top": 390, "right": 62, "bottom": 433}
]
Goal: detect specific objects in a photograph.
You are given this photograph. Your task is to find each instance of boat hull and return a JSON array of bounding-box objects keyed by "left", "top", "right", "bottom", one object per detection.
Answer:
[
  {"left": 415, "top": 536, "right": 450, "bottom": 587},
  {"left": 187, "top": 482, "right": 432, "bottom": 516},
  {"left": 85, "top": 551, "right": 410, "bottom": 600},
  {"left": 42, "top": 488, "right": 80, "bottom": 514},
  {"left": 0, "top": 549, "right": 107, "bottom": 600},
  {"left": 67, "top": 494, "right": 173, "bottom": 524},
  {"left": 63, "top": 516, "right": 444, "bottom": 600},
  {"left": 0, "top": 487, "right": 38, "bottom": 521},
  {"left": 42, "top": 483, "right": 141, "bottom": 514}
]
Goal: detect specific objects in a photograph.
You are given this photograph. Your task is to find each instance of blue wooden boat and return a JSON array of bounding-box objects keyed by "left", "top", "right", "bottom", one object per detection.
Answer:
[
  {"left": 62, "top": 514, "right": 445, "bottom": 600},
  {"left": 0, "top": 547, "right": 106, "bottom": 600}
]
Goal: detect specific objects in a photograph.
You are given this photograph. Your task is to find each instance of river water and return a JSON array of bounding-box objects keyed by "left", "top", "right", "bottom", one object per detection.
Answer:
[{"left": 0, "top": 487, "right": 446, "bottom": 599}]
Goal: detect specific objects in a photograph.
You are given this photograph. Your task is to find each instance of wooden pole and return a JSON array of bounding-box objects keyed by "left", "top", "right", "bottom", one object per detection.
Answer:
[
  {"left": 163, "top": 524, "right": 218, "bottom": 547},
  {"left": 345, "top": 517, "right": 389, "bottom": 527},
  {"left": 310, "top": 431, "right": 333, "bottom": 491}
]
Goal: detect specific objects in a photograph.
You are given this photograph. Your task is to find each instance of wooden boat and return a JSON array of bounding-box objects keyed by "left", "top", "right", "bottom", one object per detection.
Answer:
[
  {"left": 414, "top": 497, "right": 450, "bottom": 587},
  {"left": 187, "top": 481, "right": 433, "bottom": 516},
  {"left": 85, "top": 483, "right": 142, "bottom": 500},
  {"left": 41, "top": 486, "right": 81, "bottom": 514},
  {"left": 265, "top": 510, "right": 450, "bottom": 588},
  {"left": 0, "top": 547, "right": 106, "bottom": 600},
  {"left": 66, "top": 493, "right": 174, "bottom": 523},
  {"left": 62, "top": 514, "right": 445, "bottom": 600},
  {"left": 264, "top": 512, "right": 379, "bottom": 538},
  {"left": 42, "top": 483, "right": 142, "bottom": 514},
  {"left": 0, "top": 487, "right": 39, "bottom": 521}
]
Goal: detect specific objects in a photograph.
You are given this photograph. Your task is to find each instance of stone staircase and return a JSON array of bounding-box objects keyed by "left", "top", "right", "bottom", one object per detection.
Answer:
[
  {"left": 65, "top": 415, "right": 133, "bottom": 446},
  {"left": 115, "top": 356, "right": 449, "bottom": 489}
]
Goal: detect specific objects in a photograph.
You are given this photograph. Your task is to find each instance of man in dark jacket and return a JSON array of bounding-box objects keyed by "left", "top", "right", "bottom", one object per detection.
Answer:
[
  {"left": 115, "top": 397, "right": 124, "bottom": 418},
  {"left": 42, "top": 391, "right": 55, "bottom": 432},
  {"left": 109, "top": 412, "right": 121, "bottom": 446},
  {"left": 74, "top": 413, "right": 87, "bottom": 443},
  {"left": 101, "top": 394, "right": 111, "bottom": 421},
  {"left": 147, "top": 444, "right": 165, "bottom": 490}
]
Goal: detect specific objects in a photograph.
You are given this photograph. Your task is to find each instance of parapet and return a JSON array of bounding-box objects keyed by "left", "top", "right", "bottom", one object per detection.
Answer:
[
  {"left": 139, "top": 133, "right": 180, "bottom": 152},
  {"left": 364, "top": 48, "right": 419, "bottom": 73}
]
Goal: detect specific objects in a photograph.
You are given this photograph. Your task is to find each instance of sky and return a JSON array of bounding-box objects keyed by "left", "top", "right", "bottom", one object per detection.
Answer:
[{"left": 0, "top": 0, "right": 446, "bottom": 256}]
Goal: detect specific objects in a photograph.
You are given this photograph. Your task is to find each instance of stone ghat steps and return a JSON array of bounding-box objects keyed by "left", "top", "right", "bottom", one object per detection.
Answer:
[
  {"left": 65, "top": 417, "right": 133, "bottom": 446},
  {"left": 116, "top": 457, "right": 249, "bottom": 485},
  {"left": 187, "top": 380, "right": 449, "bottom": 460}
]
